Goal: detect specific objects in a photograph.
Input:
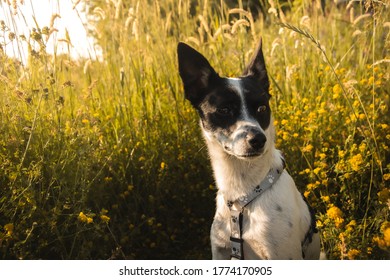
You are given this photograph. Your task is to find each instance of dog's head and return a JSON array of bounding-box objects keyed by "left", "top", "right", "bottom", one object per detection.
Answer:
[{"left": 177, "top": 40, "right": 272, "bottom": 160}]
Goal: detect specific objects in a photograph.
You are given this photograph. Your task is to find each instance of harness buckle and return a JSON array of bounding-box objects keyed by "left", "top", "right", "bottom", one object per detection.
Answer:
[{"left": 230, "top": 237, "right": 244, "bottom": 260}]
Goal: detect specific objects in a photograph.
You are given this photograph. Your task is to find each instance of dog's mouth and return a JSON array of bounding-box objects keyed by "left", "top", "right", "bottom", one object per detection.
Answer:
[
  {"left": 234, "top": 151, "right": 264, "bottom": 159},
  {"left": 239, "top": 152, "right": 262, "bottom": 158},
  {"left": 223, "top": 145, "right": 265, "bottom": 159}
]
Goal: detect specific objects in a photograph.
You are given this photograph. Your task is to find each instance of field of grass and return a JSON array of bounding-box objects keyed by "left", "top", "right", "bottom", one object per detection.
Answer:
[{"left": 0, "top": 0, "right": 389, "bottom": 259}]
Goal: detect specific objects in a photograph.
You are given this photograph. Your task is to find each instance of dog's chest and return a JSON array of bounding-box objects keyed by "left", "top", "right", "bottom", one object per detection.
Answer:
[
  {"left": 212, "top": 202, "right": 276, "bottom": 259},
  {"left": 211, "top": 182, "right": 300, "bottom": 259}
]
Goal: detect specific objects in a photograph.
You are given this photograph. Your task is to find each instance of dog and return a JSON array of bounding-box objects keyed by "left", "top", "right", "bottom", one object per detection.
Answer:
[{"left": 177, "top": 39, "right": 320, "bottom": 260}]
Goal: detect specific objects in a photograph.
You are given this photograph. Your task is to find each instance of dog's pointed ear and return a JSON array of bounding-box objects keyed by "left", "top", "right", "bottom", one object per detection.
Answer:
[
  {"left": 177, "top": 42, "right": 219, "bottom": 106},
  {"left": 242, "top": 38, "right": 269, "bottom": 88}
]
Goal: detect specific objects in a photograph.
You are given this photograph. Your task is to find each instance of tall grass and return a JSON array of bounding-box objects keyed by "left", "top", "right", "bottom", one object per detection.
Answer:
[{"left": 0, "top": 0, "right": 389, "bottom": 259}]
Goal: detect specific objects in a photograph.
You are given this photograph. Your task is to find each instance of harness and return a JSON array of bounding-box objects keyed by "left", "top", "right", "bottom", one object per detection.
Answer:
[
  {"left": 226, "top": 160, "right": 316, "bottom": 260},
  {"left": 301, "top": 194, "right": 319, "bottom": 258}
]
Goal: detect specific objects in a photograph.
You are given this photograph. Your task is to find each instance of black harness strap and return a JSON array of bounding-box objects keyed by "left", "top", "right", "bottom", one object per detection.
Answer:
[
  {"left": 301, "top": 194, "right": 319, "bottom": 259},
  {"left": 227, "top": 163, "right": 285, "bottom": 260}
]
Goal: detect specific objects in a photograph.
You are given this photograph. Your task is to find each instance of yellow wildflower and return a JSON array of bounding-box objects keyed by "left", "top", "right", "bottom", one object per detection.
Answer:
[
  {"left": 313, "top": 167, "right": 321, "bottom": 175},
  {"left": 299, "top": 169, "right": 308, "bottom": 175},
  {"left": 78, "top": 212, "right": 93, "bottom": 224},
  {"left": 359, "top": 143, "right": 367, "bottom": 153},
  {"left": 307, "top": 183, "right": 315, "bottom": 190},
  {"left": 104, "top": 177, "right": 113, "bottom": 182},
  {"left": 147, "top": 218, "right": 155, "bottom": 226},
  {"left": 308, "top": 112, "right": 316, "bottom": 120},
  {"left": 78, "top": 212, "right": 87, "bottom": 222},
  {"left": 332, "top": 84, "right": 342, "bottom": 98},
  {"left": 327, "top": 205, "right": 344, "bottom": 228},
  {"left": 384, "top": 228, "right": 390, "bottom": 247},
  {"left": 347, "top": 249, "right": 360, "bottom": 260},
  {"left": 334, "top": 217, "right": 344, "bottom": 228},
  {"left": 346, "top": 220, "right": 357, "bottom": 232},
  {"left": 4, "top": 223, "right": 14, "bottom": 236},
  {"left": 348, "top": 220, "right": 357, "bottom": 227},
  {"left": 318, "top": 107, "right": 326, "bottom": 114},
  {"left": 302, "top": 144, "right": 313, "bottom": 153},
  {"left": 100, "top": 215, "right": 110, "bottom": 223},
  {"left": 373, "top": 236, "right": 385, "bottom": 247},
  {"left": 327, "top": 206, "right": 342, "bottom": 219},
  {"left": 319, "top": 153, "right": 326, "bottom": 160},
  {"left": 349, "top": 154, "right": 364, "bottom": 172}
]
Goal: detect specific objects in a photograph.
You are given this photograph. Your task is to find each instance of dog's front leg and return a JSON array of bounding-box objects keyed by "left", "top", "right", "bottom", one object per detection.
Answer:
[
  {"left": 210, "top": 221, "right": 231, "bottom": 259},
  {"left": 211, "top": 241, "right": 231, "bottom": 260}
]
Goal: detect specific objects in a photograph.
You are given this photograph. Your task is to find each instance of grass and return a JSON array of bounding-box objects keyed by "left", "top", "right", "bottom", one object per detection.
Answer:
[{"left": 0, "top": 0, "right": 389, "bottom": 259}]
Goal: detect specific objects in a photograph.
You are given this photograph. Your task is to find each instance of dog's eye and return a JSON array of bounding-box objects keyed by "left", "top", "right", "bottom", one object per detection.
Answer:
[
  {"left": 257, "top": 105, "right": 267, "bottom": 113},
  {"left": 216, "top": 107, "right": 231, "bottom": 116}
]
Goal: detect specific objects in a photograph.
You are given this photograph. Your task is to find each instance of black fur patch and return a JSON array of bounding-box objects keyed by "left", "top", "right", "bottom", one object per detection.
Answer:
[
  {"left": 239, "top": 76, "right": 271, "bottom": 131},
  {"left": 198, "top": 79, "right": 241, "bottom": 133},
  {"left": 197, "top": 77, "right": 271, "bottom": 134}
]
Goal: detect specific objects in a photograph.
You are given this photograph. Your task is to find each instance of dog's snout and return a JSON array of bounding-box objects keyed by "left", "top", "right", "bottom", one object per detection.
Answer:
[
  {"left": 232, "top": 126, "right": 267, "bottom": 157},
  {"left": 246, "top": 129, "right": 266, "bottom": 150}
]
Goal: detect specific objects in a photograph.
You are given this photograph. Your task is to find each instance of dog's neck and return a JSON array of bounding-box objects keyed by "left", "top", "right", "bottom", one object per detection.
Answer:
[{"left": 203, "top": 128, "right": 283, "bottom": 200}]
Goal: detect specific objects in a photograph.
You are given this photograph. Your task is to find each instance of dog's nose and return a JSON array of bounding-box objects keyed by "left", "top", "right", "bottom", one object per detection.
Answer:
[{"left": 246, "top": 130, "right": 266, "bottom": 150}]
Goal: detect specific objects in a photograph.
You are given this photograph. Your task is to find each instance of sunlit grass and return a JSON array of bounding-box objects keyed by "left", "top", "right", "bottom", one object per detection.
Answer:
[{"left": 0, "top": 0, "right": 389, "bottom": 259}]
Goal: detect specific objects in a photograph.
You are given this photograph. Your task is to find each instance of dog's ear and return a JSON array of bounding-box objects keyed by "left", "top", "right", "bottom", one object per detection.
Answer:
[
  {"left": 177, "top": 42, "right": 219, "bottom": 106},
  {"left": 242, "top": 38, "right": 269, "bottom": 89}
]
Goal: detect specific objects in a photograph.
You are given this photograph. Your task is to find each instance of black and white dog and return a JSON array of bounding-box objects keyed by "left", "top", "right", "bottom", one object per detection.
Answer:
[{"left": 177, "top": 40, "right": 320, "bottom": 260}]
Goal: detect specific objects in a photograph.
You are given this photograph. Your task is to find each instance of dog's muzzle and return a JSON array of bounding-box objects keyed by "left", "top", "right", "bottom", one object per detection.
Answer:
[
  {"left": 231, "top": 126, "right": 267, "bottom": 157},
  {"left": 245, "top": 127, "right": 267, "bottom": 150}
]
